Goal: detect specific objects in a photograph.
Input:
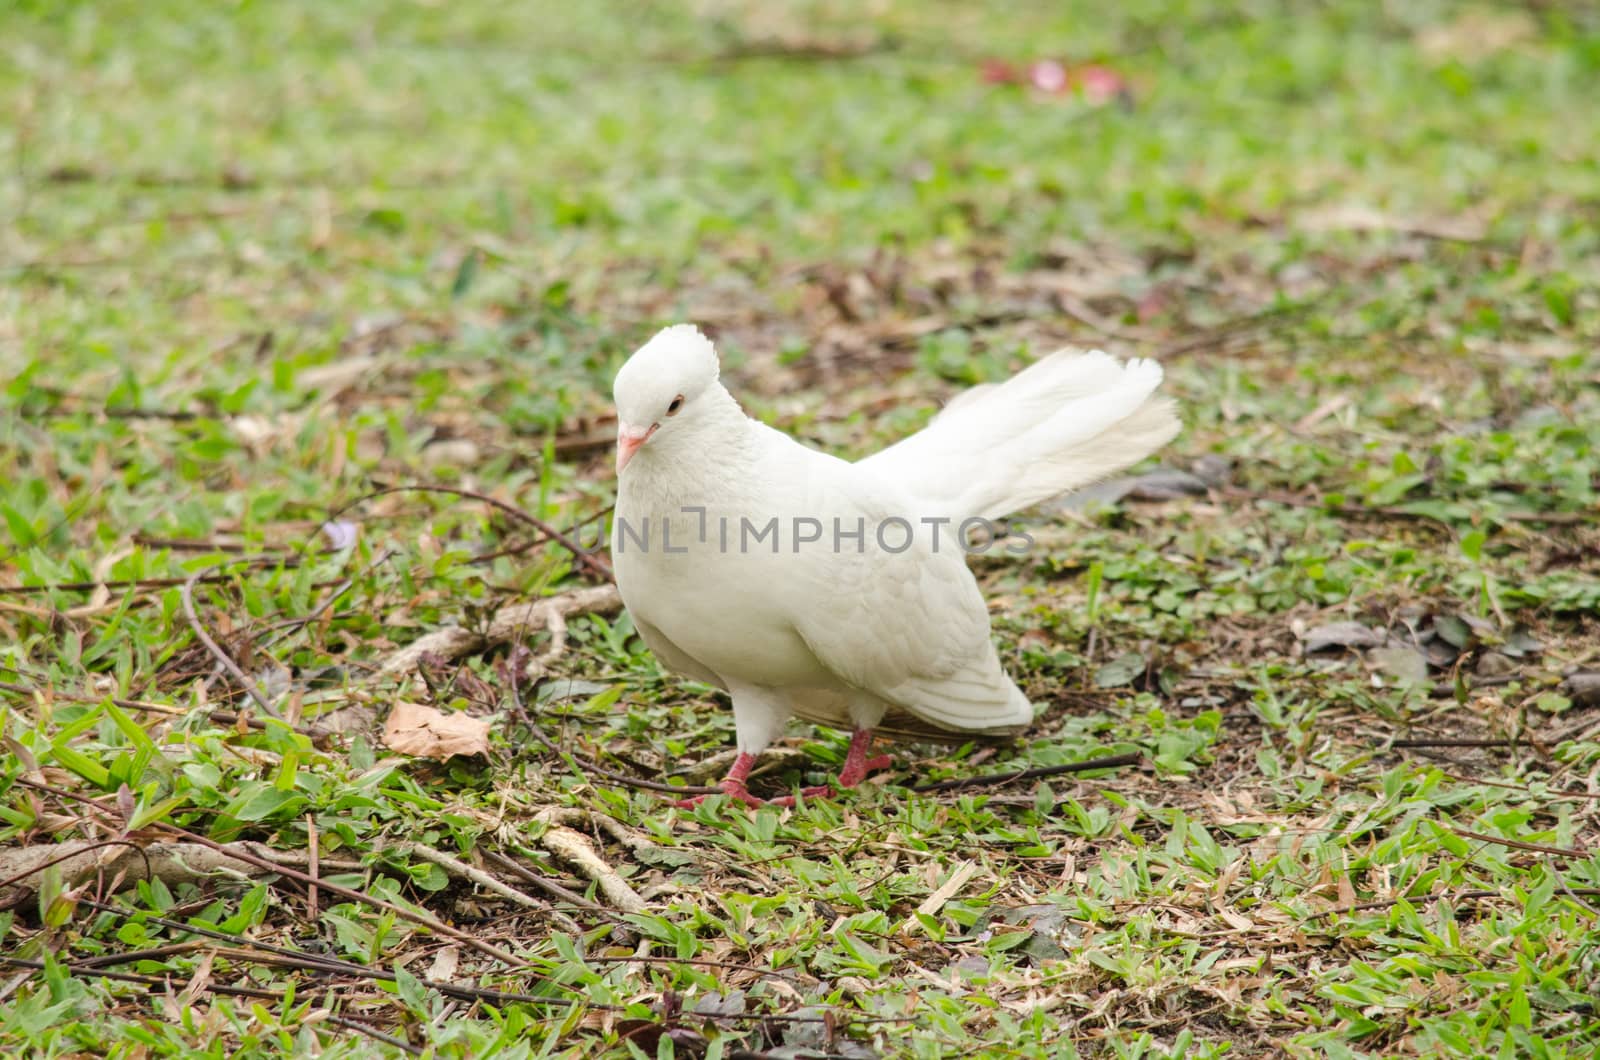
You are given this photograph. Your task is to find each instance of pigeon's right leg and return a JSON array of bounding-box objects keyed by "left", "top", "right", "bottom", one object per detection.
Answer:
[
  {"left": 836, "top": 728, "right": 893, "bottom": 788},
  {"left": 835, "top": 697, "right": 893, "bottom": 787},
  {"left": 675, "top": 751, "right": 831, "bottom": 809},
  {"left": 675, "top": 684, "right": 826, "bottom": 809}
]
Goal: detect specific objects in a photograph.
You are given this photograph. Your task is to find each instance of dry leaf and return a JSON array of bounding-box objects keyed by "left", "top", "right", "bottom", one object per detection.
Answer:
[
  {"left": 1368, "top": 646, "right": 1429, "bottom": 687},
  {"left": 1417, "top": 9, "right": 1536, "bottom": 64},
  {"left": 427, "top": 945, "right": 461, "bottom": 983},
  {"left": 1219, "top": 909, "right": 1255, "bottom": 932},
  {"left": 902, "top": 860, "right": 979, "bottom": 933},
  {"left": 1296, "top": 202, "right": 1487, "bottom": 242},
  {"left": 1302, "top": 621, "right": 1386, "bottom": 654},
  {"left": 382, "top": 701, "right": 491, "bottom": 759}
]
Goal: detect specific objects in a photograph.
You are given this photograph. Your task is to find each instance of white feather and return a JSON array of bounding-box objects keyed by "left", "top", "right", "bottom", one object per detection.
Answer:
[{"left": 859, "top": 350, "right": 1181, "bottom": 519}]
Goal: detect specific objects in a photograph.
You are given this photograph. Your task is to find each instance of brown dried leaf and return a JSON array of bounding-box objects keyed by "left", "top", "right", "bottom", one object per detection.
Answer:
[
  {"left": 1302, "top": 621, "right": 1385, "bottom": 654},
  {"left": 381, "top": 701, "right": 491, "bottom": 760},
  {"left": 1368, "top": 646, "right": 1430, "bottom": 687},
  {"left": 426, "top": 945, "right": 461, "bottom": 983},
  {"left": 1416, "top": 9, "right": 1536, "bottom": 64}
]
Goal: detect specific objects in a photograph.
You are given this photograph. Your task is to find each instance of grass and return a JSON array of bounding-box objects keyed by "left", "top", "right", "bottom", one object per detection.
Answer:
[{"left": 3, "top": 0, "right": 1599, "bottom": 1056}]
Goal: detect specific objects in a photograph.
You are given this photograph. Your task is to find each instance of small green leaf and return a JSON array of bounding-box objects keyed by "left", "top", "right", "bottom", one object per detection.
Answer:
[
  {"left": 1533, "top": 692, "right": 1571, "bottom": 714},
  {"left": 1, "top": 505, "right": 37, "bottom": 549},
  {"left": 222, "top": 784, "right": 306, "bottom": 822},
  {"left": 450, "top": 248, "right": 481, "bottom": 299},
  {"left": 49, "top": 742, "right": 111, "bottom": 788},
  {"left": 1094, "top": 652, "right": 1145, "bottom": 688}
]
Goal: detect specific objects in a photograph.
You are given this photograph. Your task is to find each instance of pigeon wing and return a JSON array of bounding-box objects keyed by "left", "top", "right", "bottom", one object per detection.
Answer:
[{"left": 789, "top": 489, "right": 1033, "bottom": 734}]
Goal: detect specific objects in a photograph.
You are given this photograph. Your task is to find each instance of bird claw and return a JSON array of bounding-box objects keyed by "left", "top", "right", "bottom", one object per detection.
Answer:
[
  {"left": 674, "top": 780, "right": 834, "bottom": 810},
  {"left": 838, "top": 753, "right": 893, "bottom": 789},
  {"left": 673, "top": 736, "right": 892, "bottom": 810}
]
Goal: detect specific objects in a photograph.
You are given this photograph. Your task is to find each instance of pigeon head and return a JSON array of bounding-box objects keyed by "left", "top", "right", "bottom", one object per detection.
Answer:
[{"left": 612, "top": 324, "right": 723, "bottom": 474}]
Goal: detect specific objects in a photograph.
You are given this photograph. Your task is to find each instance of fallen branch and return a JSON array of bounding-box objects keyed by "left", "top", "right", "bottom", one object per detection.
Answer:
[
  {"left": 1307, "top": 886, "right": 1600, "bottom": 921},
  {"left": 1428, "top": 674, "right": 1518, "bottom": 698},
  {"left": 1439, "top": 771, "right": 1600, "bottom": 802},
  {"left": 534, "top": 825, "right": 647, "bottom": 914},
  {"left": 911, "top": 752, "right": 1144, "bottom": 794},
  {"left": 9, "top": 780, "right": 526, "bottom": 967},
  {"left": 324, "top": 1016, "right": 423, "bottom": 1057},
  {"left": 1224, "top": 486, "right": 1591, "bottom": 529},
  {"left": 0, "top": 837, "right": 362, "bottom": 910},
  {"left": 0, "top": 680, "right": 334, "bottom": 746},
  {"left": 481, "top": 848, "right": 625, "bottom": 923},
  {"left": 1389, "top": 737, "right": 1516, "bottom": 749},
  {"left": 0, "top": 955, "right": 292, "bottom": 1002},
  {"left": 403, "top": 843, "right": 558, "bottom": 915},
  {"left": 181, "top": 563, "right": 280, "bottom": 719},
  {"left": 1450, "top": 827, "right": 1588, "bottom": 859},
  {"left": 0, "top": 562, "right": 301, "bottom": 596},
  {"left": 149, "top": 821, "right": 527, "bottom": 966},
  {"left": 20, "top": 889, "right": 908, "bottom": 1027},
  {"left": 2, "top": 946, "right": 902, "bottom": 1026},
  {"left": 536, "top": 807, "right": 658, "bottom": 858},
  {"left": 376, "top": 586, "right": 622, "bottom": 676}
]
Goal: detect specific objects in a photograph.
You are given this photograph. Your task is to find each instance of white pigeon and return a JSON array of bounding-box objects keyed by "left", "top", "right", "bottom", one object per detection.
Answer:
[{"left": 611, "top": 324, "right": 1179, "bottom": 806}]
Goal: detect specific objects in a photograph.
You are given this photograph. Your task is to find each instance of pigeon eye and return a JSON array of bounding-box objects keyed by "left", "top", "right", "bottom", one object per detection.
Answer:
[{"left": 666, "top": 394, "right": 685, "bottom": 416}]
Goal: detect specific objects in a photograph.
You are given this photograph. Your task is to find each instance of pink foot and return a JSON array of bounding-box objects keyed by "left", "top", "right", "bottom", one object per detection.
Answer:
[
  {"left": 674, "top": 731, "right": 893, "bottom": 810},
  {"left": 837, "top": 729, "right": 892, "bottom": 788},
  {"left": 673, "top": 752, "right": 833, "bottom": 809},
  {"left": 674, "top": 777, "right": 832, "bottom": 809}
]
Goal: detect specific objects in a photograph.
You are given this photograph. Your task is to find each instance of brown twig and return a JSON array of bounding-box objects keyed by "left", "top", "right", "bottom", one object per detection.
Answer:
[
  {"left": 9, "top": 778, "right": 525, "bottom": 968},
  {"left": 356, "top": 483, "right": 613, "bottom": 581},
  {"left": 131, "top": 535, "right": 266, "bottom": 553},
  {"left": 1450, "top": 828, "right": 1589, "bottom": 859},
  {"left": 1308, "top": 886, "right": 1600, "bottom": 921},
  {"left": 911, "top": 752, "right": 1144, "bottom": 794},
  {"left": 1226, "top": 486, "right": 1591, "bottom": 528},
  {"left": 76, "top": 896, "right": 370, "bottom": 976},
  {"left": 1428, "top": 675, "right": 1519, "bottom": 698},
  {"left": 306, "top": 813, "right": 320, "bottom": 924},
  {"left": 42, "top": 889, "right": 909, "bottom": 1027},
  {"left": 255, "top": 548, "right": 395, "bottom": 653},
  {"left": 19, "top": 402, "right": 204, "bottom": 422},
  {"left": 0, "top": 564, "right": 302, "bottom": 596},
  {"left": 325, "top": 1015, "right": 422, "bottom": 1057},
  {"left": 0, "top": 679, "right": 331, "bottom": 745},
  {"left": 1154, "top": 296, "right": 1328, "bottom": 359},
  {"left": 74, "top": 941, "right": 209, "bottom": 968},
  {"left": 468, "top": 507, "right": 613, "bottom": 566},
  {"left": 402, "top": 843, "right": 566, "bottom": 915},
  {"left": 1389, "top": 737, "right": 1515, "bottom": 749},
  {"left": 480, "top": 848, "right": 625, "bottom": 923},
  {"left": 180, "top": 563, "right": 280, "bottom": 719},
  {"left": 147, "top": 822, "right": 529, "bottom": 967},
  {"left": 0, "top": 955, "right": 293, "bottom": 1002},
  {"left": 1439, "top": 771, "right": 1600, "bottom": 802}
]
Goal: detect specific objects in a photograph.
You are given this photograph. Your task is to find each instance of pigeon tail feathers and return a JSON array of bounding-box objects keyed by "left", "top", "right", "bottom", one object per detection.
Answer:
[{"left": 859, "top": 349, "right": 1180, "bottom": 520}]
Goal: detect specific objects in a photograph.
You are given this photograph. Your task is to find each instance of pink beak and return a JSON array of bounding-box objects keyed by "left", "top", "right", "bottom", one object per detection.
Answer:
[{"left": 615, "top": 422, "right": 657, "bottom": 474}]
